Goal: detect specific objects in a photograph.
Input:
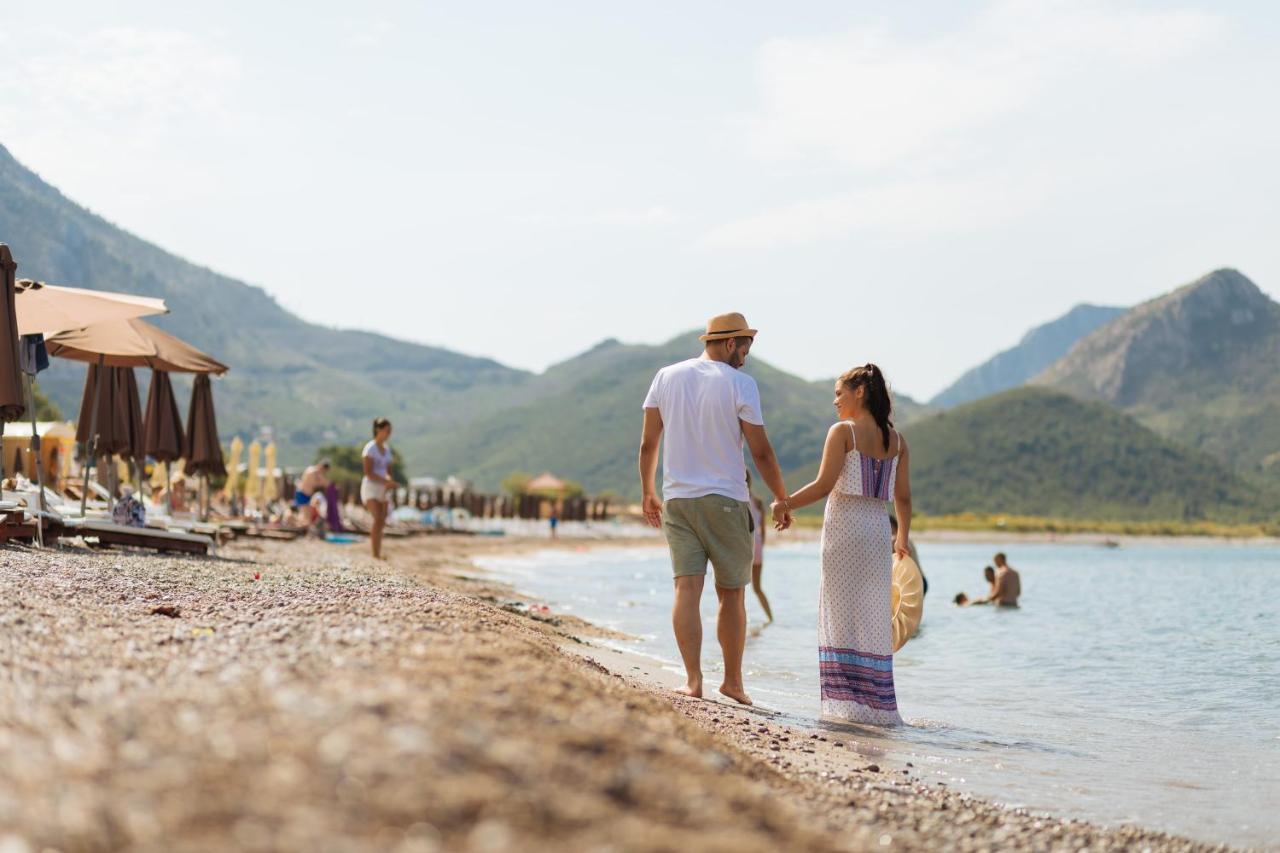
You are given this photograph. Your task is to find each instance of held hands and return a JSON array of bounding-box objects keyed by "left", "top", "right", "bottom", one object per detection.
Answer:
[
  {"left": 642, "top": 493, "right": 663, "bottom": 528},
  {"left": 770, "top": 498, "right": 793, "bottom": 531}
]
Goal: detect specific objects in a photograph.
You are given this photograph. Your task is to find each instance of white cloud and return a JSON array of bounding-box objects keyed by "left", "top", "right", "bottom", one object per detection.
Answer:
[
  {"left": 746, "top": 1, "right": 1224, "bottom": 170},
  {"left": 512, "top": 205, "right": 685, "bottom": 229},
  {"left": 702, "top": 175, "right": 1046, "bottom": 249},
  {"left": 707, "top": 1, "right": 1226, "bottom": 248},
  {"left": 3, "top": 26, "right": 242, "bottom": 135}
]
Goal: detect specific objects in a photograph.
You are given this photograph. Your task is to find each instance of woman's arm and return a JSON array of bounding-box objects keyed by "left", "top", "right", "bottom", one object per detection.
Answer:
[
  {"left": 775, "top": 424, "right": 849, "bottom": 516},
  {"left": 893, "top": 438, "right": 912, "bottom": 559}
]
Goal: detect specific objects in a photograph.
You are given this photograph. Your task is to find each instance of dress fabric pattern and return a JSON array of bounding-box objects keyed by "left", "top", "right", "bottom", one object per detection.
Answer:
[{"left": 818, "top": 423, "right": 904, "bottom": 726}]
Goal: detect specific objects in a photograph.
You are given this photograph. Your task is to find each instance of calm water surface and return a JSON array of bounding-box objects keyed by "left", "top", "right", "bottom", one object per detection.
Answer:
[{"left": 478, "top": 540, "right": 1280, "bottom": 848}]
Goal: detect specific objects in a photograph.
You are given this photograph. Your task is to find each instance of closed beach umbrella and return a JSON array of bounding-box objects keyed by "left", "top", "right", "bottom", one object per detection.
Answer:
[
  {"left": 245, "top": 440, "right": 262, "bottom": 505},
  {"left": 75, "top": 364, "right": 130, "bottom": 456},
  {"left": 0, "top": 246, "right": 25, "bottom": 425},
  {"left": 222, "top": 436, "right": 244, "bottom": 500},
  {"left": 120, "top": 367, "right": 145, "bottom": 464},
  {"left": 263, "top": 442, "right": 279, "bottom": 502},
  {"left": 183, "top": 374, "right": 224, "bottom": 478},
  {"left": 143, "top": 370, "right": 184, "bottom": 462},
  {"left": 14, "top": 280, "right": 167, "bottom": 337}
]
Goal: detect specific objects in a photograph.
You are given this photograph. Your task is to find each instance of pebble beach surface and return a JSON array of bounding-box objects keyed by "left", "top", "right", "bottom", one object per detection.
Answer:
[{"left": 0, "top": 536, "right": 1235, "bottom": 852}]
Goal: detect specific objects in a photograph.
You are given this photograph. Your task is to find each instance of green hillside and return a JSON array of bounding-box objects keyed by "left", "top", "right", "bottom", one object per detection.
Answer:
[
  {"left": 417, "top": 332, "right": 932, "bottom": 497},
  {"left": 0, "top": 143, "right": 529, "bottom": 464},
  {"left": 898, "top": 387, "right": 1275, "bottom": 522},
  {"left": 1035, "top": 269, "right": 1280, "bottom": 477}
]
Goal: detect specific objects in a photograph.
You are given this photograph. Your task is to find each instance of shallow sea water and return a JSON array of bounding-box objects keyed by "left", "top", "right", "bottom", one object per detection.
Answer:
[{"left": 479, "top": 539, "right": 1280, "bottom": 848}]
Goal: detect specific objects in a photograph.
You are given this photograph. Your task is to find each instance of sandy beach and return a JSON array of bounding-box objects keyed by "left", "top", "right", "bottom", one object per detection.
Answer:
[{"left": 0, "top": 535, "right": 1234, "bottom": 852}]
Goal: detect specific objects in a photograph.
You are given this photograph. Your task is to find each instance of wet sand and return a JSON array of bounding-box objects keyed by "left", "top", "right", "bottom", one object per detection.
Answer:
[{"left": 0, "top": 535, "right": 1232, "bottom": 851}]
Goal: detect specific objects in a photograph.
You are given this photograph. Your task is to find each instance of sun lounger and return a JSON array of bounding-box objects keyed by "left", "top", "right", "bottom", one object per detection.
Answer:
[
  {"left": 0, "top": 500, "right": 39, "bottom": 544},
  {"left": 57, "top": 517, "right": 213, "bottom": 555}
]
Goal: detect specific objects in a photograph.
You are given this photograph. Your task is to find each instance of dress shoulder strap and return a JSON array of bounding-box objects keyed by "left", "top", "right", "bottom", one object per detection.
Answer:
[
  {"left": 895, "top": 430, "right": 905, "bottom": 457},
  {"left": 845, "top": 420, "right": 857, "bottom": 450}
]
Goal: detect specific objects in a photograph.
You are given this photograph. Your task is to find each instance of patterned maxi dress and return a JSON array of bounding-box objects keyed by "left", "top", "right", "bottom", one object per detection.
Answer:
[{"left": 818, "top": 423, "right": 905, "bottom": 726}]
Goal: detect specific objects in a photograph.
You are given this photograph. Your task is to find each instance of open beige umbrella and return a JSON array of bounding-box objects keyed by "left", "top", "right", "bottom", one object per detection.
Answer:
[
  {"left": 19, "top": 280, "right": 167, "bottom": 517},
  {"left": 891, "top": 554, "right": 925, "bottom": 653},
  {"left": 14, "top": 280, "right": 167, "bottom": 337},
  {"left": 47, "top": 318, "right": 227, "bottom": 374}
]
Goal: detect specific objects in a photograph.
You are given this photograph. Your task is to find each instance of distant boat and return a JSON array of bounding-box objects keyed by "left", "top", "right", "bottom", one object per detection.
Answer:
[{"left": 1102, "top": 539, "right": 1121, "bottom": 549}]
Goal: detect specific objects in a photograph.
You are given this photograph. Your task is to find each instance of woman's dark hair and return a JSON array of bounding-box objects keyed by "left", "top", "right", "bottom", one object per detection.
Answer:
[
  {"left": 372, "top": 417, "right": 392, "bottom": 437},
  {"left": 839, "top": 363, "right": 893, "bottom": 450}
]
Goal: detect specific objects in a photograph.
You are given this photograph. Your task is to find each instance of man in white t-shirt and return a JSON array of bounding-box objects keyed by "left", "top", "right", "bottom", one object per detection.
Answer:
[{"left": 639, "top": 312, "right": 792, "bottom": 706}]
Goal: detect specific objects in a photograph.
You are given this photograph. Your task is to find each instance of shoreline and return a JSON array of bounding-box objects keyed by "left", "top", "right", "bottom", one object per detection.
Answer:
[
  {"left": 0, "top": 534, "right": 1235, "bottom": 851},
  {"left": 437, "top": 535, "right": 1238, "bottom": 851}
]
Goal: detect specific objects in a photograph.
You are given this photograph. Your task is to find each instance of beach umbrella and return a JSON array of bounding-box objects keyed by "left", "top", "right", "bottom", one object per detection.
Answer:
[
  {"left": 891, "top": 554, "right": 925, "bottom": 653},
  {"left": 46, "top": 317, "right": 227, "bottom": 375},
  {"left": 10, "top": 273, "right": 165, "bottom": 525},
  {"left": 143, "top": 370, "right": 184, "bottom": 463},
  {"left": 0, "top": 247, "right": 25, "bottom": 429},
  {"left": 75, "top": 364, "right": 130, "bottom": 456},
  {"left": 245, "top": 440, "right": 262, "bottom": 506},
  {"left": 263, "top": 442, "right": 279, "bottom": 503},
  {"left": 14, "top": 280, "right": 167, "bottom": 338},
  {"left": 222, "top": 436, "right": 244, "bottom": 501},
  {"left": 183, "top": 374, "right": 224, "bottom": 478},
  {"left": 120, "top": 368, "right": 145, "bottom": 463}
]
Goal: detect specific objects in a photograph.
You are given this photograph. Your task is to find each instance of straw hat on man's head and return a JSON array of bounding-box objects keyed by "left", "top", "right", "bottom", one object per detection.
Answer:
[{"left": 699, "top": 312, "right": 758, "bottom": 342}]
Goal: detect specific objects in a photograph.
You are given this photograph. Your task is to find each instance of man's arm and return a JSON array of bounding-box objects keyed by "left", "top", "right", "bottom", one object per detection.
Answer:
[
  {"left": 741, "top": 421, "right": 790, "bottom": 529},
  {"left": 639, "top": 407, "right": 664, "bottom": 528}
]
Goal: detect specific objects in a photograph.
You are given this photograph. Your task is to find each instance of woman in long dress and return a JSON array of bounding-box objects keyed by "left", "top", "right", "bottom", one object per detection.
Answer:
[{"left": 772, "top": 364, "right": 912, "bottom": 725}]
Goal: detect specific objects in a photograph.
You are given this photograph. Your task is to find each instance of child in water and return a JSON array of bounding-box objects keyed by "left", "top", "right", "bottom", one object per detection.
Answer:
[{"left": 745, "top": 472, "right": 773, "bottom": 623}]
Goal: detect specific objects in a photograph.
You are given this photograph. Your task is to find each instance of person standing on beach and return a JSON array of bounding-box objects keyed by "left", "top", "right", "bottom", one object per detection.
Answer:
[
  {"left": 639, "top": 313, "right": 792, "bottom": 705},
  {"left": 775, "top": 364, "right": 910, "bottom": 726},
  {"left": 362, "top": 418, "right": 398, "bottom": 560},
  {"left": 746, "top": 471, "right": 773, "bottom": 624}
]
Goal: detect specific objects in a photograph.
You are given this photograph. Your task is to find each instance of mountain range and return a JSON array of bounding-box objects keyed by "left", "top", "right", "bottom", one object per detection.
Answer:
[
  {"left": 930, "top": 303, "right": 1127, "bottom": 408},
  {"left": 1035, "top": 268, "right": 1280, "bottom": 477},
  {"left": 0, "top": 143, "right": 528, "bottom": 465},
  {"left": 1, "top": 142, "right": 1275, "bottom": 521}
]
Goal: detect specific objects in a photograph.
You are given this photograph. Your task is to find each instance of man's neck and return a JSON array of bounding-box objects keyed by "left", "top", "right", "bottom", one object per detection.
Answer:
[{"left": 702, "top": 348, "right": 731, "bottom": 365}]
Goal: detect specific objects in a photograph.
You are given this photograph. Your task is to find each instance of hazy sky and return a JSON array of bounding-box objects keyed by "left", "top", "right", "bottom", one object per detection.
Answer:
[{"left": 2, "top": 1, "right": 1277, "bottom": 399}]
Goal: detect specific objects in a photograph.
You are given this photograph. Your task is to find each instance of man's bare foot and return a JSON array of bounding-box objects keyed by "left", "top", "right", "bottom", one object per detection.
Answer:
[
  {"left": 719, "top": 684, "right": 753, "bottom": 705},
  {"left": 675, "top": 680, "right": 703, "bottom": 698}
]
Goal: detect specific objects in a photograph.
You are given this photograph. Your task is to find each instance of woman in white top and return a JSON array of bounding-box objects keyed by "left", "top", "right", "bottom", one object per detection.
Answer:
[{"left": 362, "top": 417, "right": 398, "bottom": 560}]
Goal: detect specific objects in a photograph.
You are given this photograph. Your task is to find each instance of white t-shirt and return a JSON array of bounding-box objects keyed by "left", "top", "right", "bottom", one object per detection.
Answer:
[
  {"left": 642, "top": 357, "right": 764, "bottom": 502},
  {"left": 362, "top": 440, "right": 392, "bottom": 480}
]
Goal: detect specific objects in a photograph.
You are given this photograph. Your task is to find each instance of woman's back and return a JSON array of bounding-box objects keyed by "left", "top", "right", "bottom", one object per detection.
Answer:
[{"left": 832, "top": 420, "right": 903, "bottom": 502}]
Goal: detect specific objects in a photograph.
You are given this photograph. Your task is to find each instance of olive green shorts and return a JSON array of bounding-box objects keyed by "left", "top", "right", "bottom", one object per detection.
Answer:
[{"left": 663, "top": 494, "right": 754, "bottom": 589}]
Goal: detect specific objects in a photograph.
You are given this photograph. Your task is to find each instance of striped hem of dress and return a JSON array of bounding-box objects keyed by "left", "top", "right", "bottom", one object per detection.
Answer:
[{"left": 818, "top": 646, "right": 898, "bottom": 711}]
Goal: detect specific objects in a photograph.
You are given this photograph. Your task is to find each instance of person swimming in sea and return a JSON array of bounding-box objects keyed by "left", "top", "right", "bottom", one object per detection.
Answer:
[{"left": 960, "top": 557, "right": 1021, "bottom": 607}]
